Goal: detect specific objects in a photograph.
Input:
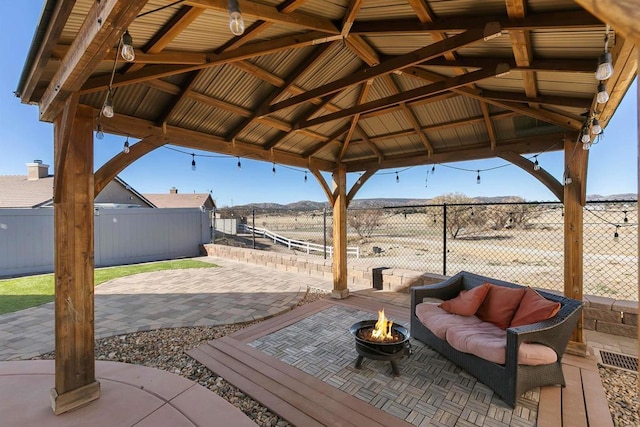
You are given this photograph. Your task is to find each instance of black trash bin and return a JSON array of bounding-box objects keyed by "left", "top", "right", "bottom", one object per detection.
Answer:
[{"left": 372, "top": 267, "right": 389, "bottom": 290}]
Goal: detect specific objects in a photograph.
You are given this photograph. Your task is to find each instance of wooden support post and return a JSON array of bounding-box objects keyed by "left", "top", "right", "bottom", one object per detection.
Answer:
[
  {"left": 564, "top": 137, "right": 588, "bottom": 355},
  {"left": 51, "top": 104, "right": 100, "bottom": 414},
  {"left": 331, "top": 164, "right": 349, "bottom": 299}
]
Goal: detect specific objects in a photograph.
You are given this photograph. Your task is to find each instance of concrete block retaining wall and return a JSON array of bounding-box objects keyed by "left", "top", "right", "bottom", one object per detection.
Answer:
[{"left": 202, "top": 244, "right": 638, "bottom": 338}]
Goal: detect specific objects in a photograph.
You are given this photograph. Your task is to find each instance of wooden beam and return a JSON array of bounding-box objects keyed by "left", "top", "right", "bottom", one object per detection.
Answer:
[
  {"left": 100, "top": 112, "right": 335, "bottom": 171},
  {"left": 404, "top": 66, "right": 583, "bottom": 130},
  {"left": 297, "top": 65, "right": 509, "bottom": 129},
  {"left": 39, "top": 0, "right": 147, "bottom": 121},
  {"left": 80, "top": 31, "right": 342, "bottom": 93},
  {"left": 17, "top": 0, "right": 76, "bottom": 103},
  {"left": 420, "top": 57, "right": 598, "bottom": 73},
  {"left": 309, "top": 165, "right": 334, "bottom": 206},
  {"left": 350, "top": 10, "right": 602, "bottom": 34},
  {"left": 331, "top": 164, "right": 349, "bottom": 298},
  {"left": 228, "top": 42, "right": 334, "bottom": 140},
  {"left": 345, "top": 35, "right": 380, "bottom": 66},
  {"left": 94, "top": 136, "right": 165, "bottom": 196},
  {"left": 185, "top": 0, "right": 340, "bottom": 34},
  {"left": 303, "top": 124, "right": 351, "bottom": 157},
  {"left": 574, "top": 0, "right": 640, "bottom": 45},
  {"left": 266, "top": 23, "right": 501, "bottom": 114},
  {"left": 339, "top": 80, "right": 372, "bottom": 160},
  {"left": 506, "top": 0, "right": 539, "bottom": 107},
  {"left": 124, "top": 6, "right": 206, "bottom": 73},
  {"left": 564, "top": 138, "right": 588, "bottom": 353},
  {"left": 341, "top": 0, "right": 364, "bottom": 38},
  {"left": 343, "top": 131, "right": 567, "bottom": 172},
  {"left": 51, "top": 104, "right": 100, "bottom": 414},
  {"left": 497, "top": 151, "right": 564, "bottom": 202},
  {"left": 481, "top": 90, "right": 593, "bottom": 109},
  {"left": 346, "top": 166, "right": 378, "bottom": 206},
  {"left": 53, "top": 93, "right": 79, "bottom": 203}
]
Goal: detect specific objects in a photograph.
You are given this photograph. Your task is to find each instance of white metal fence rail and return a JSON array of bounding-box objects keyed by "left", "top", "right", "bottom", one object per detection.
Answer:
[
  {"left": 0, "top": 208, "right": 210, "bottom": 277},
  {"left": 239, "top": 224, "right": 360, "bottom": 258}
]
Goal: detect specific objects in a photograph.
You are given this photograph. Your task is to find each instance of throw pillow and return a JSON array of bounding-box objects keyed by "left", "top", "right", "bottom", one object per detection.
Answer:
[
  {"left": 476, "top": 284, "right": 526, "bottom": 329},
  {"left": 439, "top": 283, "right": 490, "bottom": 316},
  {"left": 510, "top": 287, "right": 561, "bottom": 327}
]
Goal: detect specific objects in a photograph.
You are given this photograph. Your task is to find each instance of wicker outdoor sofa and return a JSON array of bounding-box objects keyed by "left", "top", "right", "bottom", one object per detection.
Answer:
[{"left": 410, "top": 271, "right": 583, "bottom": 407}]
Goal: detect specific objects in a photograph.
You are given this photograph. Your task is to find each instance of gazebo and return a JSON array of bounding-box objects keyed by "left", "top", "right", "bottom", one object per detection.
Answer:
[{"left": 16, "top": 0, "right": 638, "bottom": 414}]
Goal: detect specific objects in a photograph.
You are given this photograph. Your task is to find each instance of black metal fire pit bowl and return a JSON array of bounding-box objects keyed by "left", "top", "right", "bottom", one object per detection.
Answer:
[{"left": 349, "top": 320, "right": 411, "bottom": 376}]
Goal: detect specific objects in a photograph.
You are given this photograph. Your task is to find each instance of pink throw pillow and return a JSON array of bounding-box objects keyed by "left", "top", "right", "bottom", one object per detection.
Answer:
[
  {"left": 510, "top": 287, "right": 561, "bottom": 327},
  {"left": 476, "top": 284, "right": 526, "bottom": 329},
  {"left": 439, "top": 283, "right": 490, "bottom": 316}
]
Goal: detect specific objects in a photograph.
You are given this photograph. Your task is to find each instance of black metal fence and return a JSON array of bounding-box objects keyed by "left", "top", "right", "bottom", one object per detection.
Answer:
[{"left": 216, "top": 200, "right": 638, "bottom": 301}]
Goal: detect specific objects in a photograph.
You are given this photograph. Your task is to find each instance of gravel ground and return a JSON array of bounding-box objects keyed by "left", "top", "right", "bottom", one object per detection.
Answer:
[{"left": 32, "top": 287, "right": 637, "bottom": 426}]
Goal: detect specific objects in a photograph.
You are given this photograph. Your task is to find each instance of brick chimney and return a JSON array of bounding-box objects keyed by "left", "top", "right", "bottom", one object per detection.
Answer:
[
  {"left": 26, "top": 160, "right": 49, "bottom": 180},
  {"left": 169, "top": 187, "right": 178, "bottom": 194}
]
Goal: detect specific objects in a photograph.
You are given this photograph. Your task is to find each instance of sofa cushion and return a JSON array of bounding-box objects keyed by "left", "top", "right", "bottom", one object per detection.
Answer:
[
  {"left": 439, "top": 283, "right": 490, "bottom": 316},
  {"left": 510, "top": 287, "right": 561, "bottom": 327},
  {"left": 446, "top": 322, "right": 558, "bottom": 366},
  {"left": 415, "top": 302, "right": 482, "bottom": 340},
  {"left": 476, "top": 284, "right": 526, "bottom": 329}
]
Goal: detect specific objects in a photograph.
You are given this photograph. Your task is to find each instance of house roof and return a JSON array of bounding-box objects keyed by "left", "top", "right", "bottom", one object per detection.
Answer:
[
  {"left": 0, "top": 173, "right": 153, "bottom": 208},
  {"left": 0, "top": 175, "right": 54, "bottom": 208},
  {"left": 15, "top": 1, "right": 637, "bottom": 184},
  {"left": 142, "top": 193, "right": 214, "bottom": 209}
]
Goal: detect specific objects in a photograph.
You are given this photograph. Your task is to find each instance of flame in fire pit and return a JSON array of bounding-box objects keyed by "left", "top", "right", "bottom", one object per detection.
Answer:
[{"left": 371, "top": 309, "right": 393, "bottom": 341}]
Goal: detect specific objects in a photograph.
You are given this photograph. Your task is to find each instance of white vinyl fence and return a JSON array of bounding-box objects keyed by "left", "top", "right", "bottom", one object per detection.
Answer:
[{"left": 0, "top": 208, "right": 210, "bottom": 277}]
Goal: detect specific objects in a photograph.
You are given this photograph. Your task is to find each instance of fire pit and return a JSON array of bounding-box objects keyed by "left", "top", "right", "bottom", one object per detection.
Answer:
[{"left": 349, "top": 309, "right": 411, "bottom": 376}]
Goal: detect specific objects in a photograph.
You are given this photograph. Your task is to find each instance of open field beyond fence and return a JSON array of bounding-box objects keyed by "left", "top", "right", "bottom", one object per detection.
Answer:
[{"left": 219, "top": 201, "right": 638, "bottom": 301}]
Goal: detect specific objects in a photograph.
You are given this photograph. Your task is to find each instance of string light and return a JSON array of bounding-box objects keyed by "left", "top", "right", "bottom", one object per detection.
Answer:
[
  {"left": 304, "top": 171, "right": 308, "bottom": 183},
  {"left": 591, "top": 118, "right": 602, "bottom": 135},
  {"left": 395, "top": 171, "right": 399, "bottom": 183},
  {"left": 431, "top": 165, "right": 435, "bottom": 174},
  {"left": 191, "top": 153, "right": 196, "bottom": 171},
  {"left": 533, "top": 156, "right": 540, "bottom": 171},
  {"left": 237, "top": 157, "right": 241, "bottom": 169},
  {"left": 123, "top": 137, "right": 130, "bottom": 154},
  {"left": 623, "top": 211, "right": 628, "bottom": 223},
  {"left": 476, "top": 170, "right": 481, "bottom": 184},
  {"left": 564, "top": 173, "right": 572, "bottom": 185},
  {"left": 613, "top": 225, "right": 620, "bottom": 242},
  {"left": 597, "top": 82, "right": 610, "bottom": 104},
  {"left": 595, "top": 25, "right": 614, "bottom": 81},
  {"left": 95, "top": 122, "right": 104, "bottom": 140},
  {"left": 580, "top": 126, "right": 591, "bottom": 144},
  {"left": 357, "top": 173, "right": 362, "bottom": 185},
  {"left": 228, "top": 0, "right": 245, "bottom": 36},
  {"left": 102, "top": 91, "right": 114, "bottom": 118},
  {"left": 121, "top": 30, "right": 135, "bottom": 62},
  {"left": 272, "top": 163, "right": 276, "bottom": 175}
]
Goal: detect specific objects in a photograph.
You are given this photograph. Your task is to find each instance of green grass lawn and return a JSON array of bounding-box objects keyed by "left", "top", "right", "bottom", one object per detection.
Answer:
[{"left": 0, "top": 259, "right": 217, "bottom": 315}]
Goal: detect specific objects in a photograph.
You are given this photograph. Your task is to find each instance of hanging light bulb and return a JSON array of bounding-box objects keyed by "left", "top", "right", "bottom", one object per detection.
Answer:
[
  {"left": 595, "top": 51, "right": 614, "bottom": 81},
  {"left": 357, "top": 174, "right": 362, "bottom": 185},
  {"left": 476, "top": 170, "right": 481, "bottom": 184},
  {"left": 272, "top": 163, "right": 276, "bottom": 175},
  {"left": 564, "top": 174, "right": 572, "bottom": 185},
  {"left": 533, "top": 156, "right": 540, "bottom": 171},
  {"left": 581, "top": 127, "right": 591, "bottom": 144},
  {"left": 191, "top": 154, "right": 196, "bottom": 171},
  {"left": 95, "top": 122, "right": 104, "bottom": 140},
  {"left": 102, "top": 91, "right": 114, "bottom": 118},
  {"left": 228, "top": 0, "right": 245, "bottom": 36},
  {"left": 304, "top": 171, "right": 308, "bottom": 183},
  {"left": 395, "top": 171, "right": 399, "bottom": 183},
  {"left": 613, "top": 225, "right": 620, "bottom": 242},
  {"left": 582, "top": 141, "right": 591, "bottom": 150},
  {"left": 597, "top": 82, "right": 609, "bottom": 104},
  {"left": 123, "top": 137, "right": 130, "bottom": 154},
  {"left": 591, "top": 118, "right": 602, "bottom": 135},
  {"left": 237, "top": 157, "right": 241, "bottom": 169},
  {"left": 623, "top": 211, "right": 628, "bottom": 223},
  {"left": 431, "top": 165, "right": 435, "bottom": 174},
  {"left": 121, "top": 30, "right": 135, "bottom": 62}
]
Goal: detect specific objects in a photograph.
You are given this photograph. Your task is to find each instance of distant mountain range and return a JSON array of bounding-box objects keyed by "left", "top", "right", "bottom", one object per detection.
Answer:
[{"left": 225, "top": 194, "right": 636, "bottom": 211}]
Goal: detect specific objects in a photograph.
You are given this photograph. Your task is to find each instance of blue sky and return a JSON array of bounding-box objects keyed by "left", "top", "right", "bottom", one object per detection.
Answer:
[{"left": 1, "top": 3, "right": 637, "bottom": 207}]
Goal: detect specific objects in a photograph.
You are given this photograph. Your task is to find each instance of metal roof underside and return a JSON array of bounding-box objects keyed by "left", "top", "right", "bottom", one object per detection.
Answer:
[{"left": 17, "top": 0, "right": 638, "bottom": 174}]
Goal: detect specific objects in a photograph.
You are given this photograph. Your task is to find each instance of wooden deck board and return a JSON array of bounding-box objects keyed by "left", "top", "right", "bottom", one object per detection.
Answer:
[
  {"left": 561, "top": 364, "right": 588, "bottom": 427},
  {"left": 538, "top": 385, "right": 562, "bottom": 426},
  {"left": 581, "top": 369, "right": 614, "bottom": 427}
]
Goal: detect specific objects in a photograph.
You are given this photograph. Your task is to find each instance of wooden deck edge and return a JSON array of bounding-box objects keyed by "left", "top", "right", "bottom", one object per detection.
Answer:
[
  {"left": 215, "top": 337, "right": 413, "bottom": 427},
  {"left": 187, "top": 346, "right": 325, "bottom": 427}
]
